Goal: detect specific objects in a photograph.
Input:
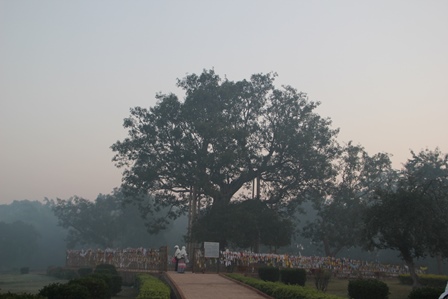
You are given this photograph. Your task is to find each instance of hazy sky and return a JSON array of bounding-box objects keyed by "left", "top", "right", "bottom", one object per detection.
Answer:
[{"left": 1, "top": 1, "right": 447, "bottom": 204}]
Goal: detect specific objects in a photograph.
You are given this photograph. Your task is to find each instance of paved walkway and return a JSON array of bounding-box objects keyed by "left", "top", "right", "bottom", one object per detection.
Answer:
[{"left": 165, "top": 271, "right": 272, "bottom": 299}]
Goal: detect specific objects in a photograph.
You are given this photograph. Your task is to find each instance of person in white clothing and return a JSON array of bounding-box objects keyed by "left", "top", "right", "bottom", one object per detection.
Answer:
[
  {"left": 173, "top": 245, "right": 181, "bottom": 271},
  {"left": 180, "top": 246, "right": 188, "bottom": 263}
]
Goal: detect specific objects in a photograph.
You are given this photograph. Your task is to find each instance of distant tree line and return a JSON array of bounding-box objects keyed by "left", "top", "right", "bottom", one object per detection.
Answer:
[{"left": 0, "top": 196, "right": 186, "bottom": 271}]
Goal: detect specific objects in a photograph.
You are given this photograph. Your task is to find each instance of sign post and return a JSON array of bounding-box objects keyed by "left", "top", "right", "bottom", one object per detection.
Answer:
[{"left": 204, "top": 242, "right": 220, "bottom": 273}]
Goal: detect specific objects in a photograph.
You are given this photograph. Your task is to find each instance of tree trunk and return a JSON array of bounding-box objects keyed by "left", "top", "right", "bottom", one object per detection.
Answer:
[
  {"left": 437, "top": 254, "right": 444, "bottom": 275},
  {"left": 403, "top": 255, "right": 420, "bottom": 288},
  {"left": 323, "top": 238, "right": 331, "bottom": 257}
]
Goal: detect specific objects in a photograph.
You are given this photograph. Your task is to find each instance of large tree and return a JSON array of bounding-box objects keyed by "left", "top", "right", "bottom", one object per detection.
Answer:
[
  {"left": 191, "top": 199, "right": 294, "bottom": 252},
  {"left": 302, "top": 142, "right": 393, "bottom": 257},
  {"left": 111, "top": 69, "right": 339, "bottom": 231},
  {"left": 363, "top": 148, "right": 448, "bottom": 287}
]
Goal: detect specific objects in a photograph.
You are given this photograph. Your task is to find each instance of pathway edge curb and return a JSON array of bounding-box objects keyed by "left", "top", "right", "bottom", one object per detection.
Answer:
[
  {"left": 219, "top": 273, "right": 275, "bottom": 299},
  {"left": 163, "top": 272, "right": 187, "bottom": 299}
]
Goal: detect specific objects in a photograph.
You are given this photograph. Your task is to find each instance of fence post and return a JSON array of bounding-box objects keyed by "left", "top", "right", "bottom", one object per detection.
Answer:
[{"left": 160, "top": 246, "right": 168, "bottom": 272}]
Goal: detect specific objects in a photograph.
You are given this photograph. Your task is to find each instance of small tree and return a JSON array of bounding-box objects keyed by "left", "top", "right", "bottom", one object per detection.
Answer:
[
  {"left": 363, "top": 148, "right": 448, "bottom": 288},
  {"left": 302, "top": 142, "right": 393, "bottom": 257}
]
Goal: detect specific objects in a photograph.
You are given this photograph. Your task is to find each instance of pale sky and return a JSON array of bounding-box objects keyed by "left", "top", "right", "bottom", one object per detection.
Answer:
[{"left": 1, "top": 1, "right": 447, "bottom": 204}]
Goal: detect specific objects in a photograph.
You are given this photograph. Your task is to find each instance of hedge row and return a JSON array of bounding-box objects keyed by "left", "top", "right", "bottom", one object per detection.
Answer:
[
  {"left": 136, "top": 274, "right": 171, "bottom": 299},
  {"left": 226, "top": 273, "right": 344, "bottom": 299},
  {"left": 258, "top": 267, "right": 307, "bottom": 286},
  {"left": 398, "top": 274, "right": 448, "bottom": 288},
  {"left": 408, "top": 286, "right": 445, "bottom": 299},
  {"left": 39, "top": 264, "right": 123, "bottom": 299},
  {"left": 0, "top": 292, "right": 44, "bottom": 299}
]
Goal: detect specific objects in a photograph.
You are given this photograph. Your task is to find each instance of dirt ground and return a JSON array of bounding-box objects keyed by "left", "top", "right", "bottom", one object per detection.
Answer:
[{"left": 0, "top": 272, "right": 137, "bottom": 299}]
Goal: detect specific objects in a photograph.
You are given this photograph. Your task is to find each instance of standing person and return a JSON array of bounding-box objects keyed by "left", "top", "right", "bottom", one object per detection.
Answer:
[
  {"left": 180, "top": 246, "right": 188, "bottom": 263},
  {"left": 173, "top": 245, "right": 181, "bottom": 271},
  {"left": 178, "top": 245, "right": 188, "bottom": 273}
]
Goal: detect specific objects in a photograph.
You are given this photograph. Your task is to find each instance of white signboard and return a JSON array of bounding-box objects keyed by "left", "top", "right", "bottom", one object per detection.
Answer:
[{"left": 204, "top": 242, "right": 220, "bottom": 258}]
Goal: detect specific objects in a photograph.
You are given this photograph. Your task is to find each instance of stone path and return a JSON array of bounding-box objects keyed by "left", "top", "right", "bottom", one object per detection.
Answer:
[{"left": 165, "top": 271, "right": 272, "bottom": 299}]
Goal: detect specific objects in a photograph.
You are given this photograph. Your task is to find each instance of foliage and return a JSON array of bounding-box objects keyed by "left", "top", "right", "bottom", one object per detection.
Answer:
[
  {"left": 78, "top": 267, "right": 93, "bottom": 277},
  {"left": 93, "top": 264, "right": 122, "bottom": 296},
  {"left": 192, "top": 199, "right": 294, "bottom": 251},
  {"left": 302, "top": 142, "right": 393, "bottom": 257},
  {"left": 347, "top": 279, "right": 389, "bottom": 299},
  {"left": 226, "top": 273, "right": 344, "bottom": 299},
  {"left": 47, "top": 188, "right": 177, "bottom": 248},
  {"left": 20, "top": 267, "right": 29, "bottom": 274},
  {"left": 0, "top": 221, "right": 40, "bottom": 269},
  {"left": 40, "top": 269, "right": 121, "bottom": 299},
  {"left": 0, "top": 200, "right": 67, "bottom": 269},
  {"left": 363, "top": 148, "right": 448, "bottom": 287},
  {"left": 68, "top": 276, "right": 109, "bottom": 299},
  {"left": 398, "top": 274, "right": 448, "bottom": 288},
  {"left": 280, "top": 268, "right": 307, "bottom": 286},
  {"left": 407, "top": 286, "right": 444, "bottom": 299},
  {"left": 38, "top": 282, "right": 90, "bottom": 299},
  {"left": 0, "top": 292, "right": 45, "bottom": 299},
  {"left": 47, "top": 194, "right": 124, "bottom": 248},
  {"left": 258, "top": 266, "right": 280, "bottom": 282},
  {"left": 94, "top": 263, "right": 118, "bottom": 275},
  {"left": 46, "top": 266, "right": 78, "bottom": 280},
  {"left": 136, "top": 274, "right": 170, "bottom": 299},
  {"left": 111, "top": 69, "right": 339, "bottom": 232}
]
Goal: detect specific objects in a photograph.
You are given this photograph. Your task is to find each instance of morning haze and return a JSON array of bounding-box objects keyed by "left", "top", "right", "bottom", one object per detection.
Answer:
[{"left": 0, "top": 0, "right": 447, "bottom": 204}]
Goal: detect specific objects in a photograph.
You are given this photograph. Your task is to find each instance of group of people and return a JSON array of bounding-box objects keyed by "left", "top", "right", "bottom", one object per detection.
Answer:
[{"left": 173, "top": 245, "right": 188, "bottom": 272}]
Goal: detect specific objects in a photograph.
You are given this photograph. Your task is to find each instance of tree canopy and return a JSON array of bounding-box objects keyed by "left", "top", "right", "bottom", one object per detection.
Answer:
[
  {"left": 191, "top": 199, "right": 294, "bottom": 252},
  {"left": 111, "top": 69, "right": 339, "bottom": 232},
  {"left": 302, "top": 142, "right": 393, "bottom": 256},
  {"left": 363, "top": 148, "right": 448, "bottom": 287},
  {"left": 47, "top": 189, "right": 181, "bottom": 248}
]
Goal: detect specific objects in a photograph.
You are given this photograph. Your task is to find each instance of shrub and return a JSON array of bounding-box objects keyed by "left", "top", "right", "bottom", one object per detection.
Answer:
[
  {"left": 226, "top": 273, "right": 344, "bottom": 299},
  {"left": 408, "top": 286, "right": 445, "bottom": 299},
  {"left": 38, "top": 282, "right": 90, "bottom": 299},
  {"left": 20, "top": 267, "right": 29, "bottom": 274},
  {"left": 258, "top": 266, "right": 280, "bottom": 282},
  {"left": 46, "top": 266, "right": 78, "bottom": 280},
  {"left": 136, "top": 274, "right": 170, "bottom": 299},
  {"left": 348, "top": 278, "right": 389, "bottom": 299},
  {"left": 399, "top": 274, "right": 448, "bottom": 288},
  {"left": 314, "top": 268, "right": 332, "bottom": 292},
  {"left": 94, "top": 264, "right": 118, "bottom": 275},
  {"left": 417, "top": 274, "right": 448, "bottom": 289},
  {"left": 91, "top": 272, "right": 122, "bottom": 297},
  {"left": 69, "top": 276, "right": 109, "bottom": 299},
  {"left": 280, "top": 268, "right": 307, "bottom": 286},
  {"left": 93, "top": 264, "right": 122, "bottom": 295},
  {"left": 78, "top": 267, "right": 93, "bottom": 277},
  {"left": 0, "top": 292, "right": 45, "bottom": 299},
  {"left": 398, "top": 274, "right": 413, "bottom": 285}
]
